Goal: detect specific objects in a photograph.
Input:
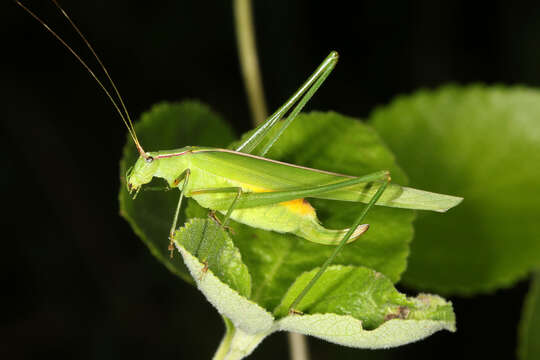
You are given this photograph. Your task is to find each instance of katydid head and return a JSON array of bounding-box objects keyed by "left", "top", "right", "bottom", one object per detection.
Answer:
[
  {"left": 126, "top": 154, "right": 160, "bottom": 193},
  {"left": 127, "top": 147, "right": 192, "bottom": 194}
]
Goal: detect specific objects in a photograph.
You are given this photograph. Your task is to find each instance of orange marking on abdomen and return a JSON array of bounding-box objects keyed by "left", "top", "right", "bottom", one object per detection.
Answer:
[
  {"left": 241, "top": 183, "right": 316, "bottom": 217},
  {"left": 281, "top": 198, "right": 315, "bottom": 216}
]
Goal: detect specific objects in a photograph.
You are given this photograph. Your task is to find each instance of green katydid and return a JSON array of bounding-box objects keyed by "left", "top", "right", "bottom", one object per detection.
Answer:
[
  {"left": 19, "top": 0, "right": 462, "bottom": 312},
  {"left": 124, "top": 49, "right": 460, "bottom": 248}
]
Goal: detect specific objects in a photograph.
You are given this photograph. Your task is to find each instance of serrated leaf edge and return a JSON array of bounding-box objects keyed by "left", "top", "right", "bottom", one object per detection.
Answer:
[{"left": 276, "top": 314, "right": 454, "bottom": 349}]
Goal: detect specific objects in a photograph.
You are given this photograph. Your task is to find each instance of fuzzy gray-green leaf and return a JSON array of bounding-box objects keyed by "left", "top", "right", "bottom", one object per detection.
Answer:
[
  {"left": 176, "top": 218, "right": 251, "bottom": 297},
  {"left": 174, "top": 224, "right": 273, "bottom": 335},
  {"left": 176, "top": 232, "right": 455, "bottom": 354}
]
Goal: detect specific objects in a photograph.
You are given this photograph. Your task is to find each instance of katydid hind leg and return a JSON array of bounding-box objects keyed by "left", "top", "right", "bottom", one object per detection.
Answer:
[
  {"left": 257, "top": 52, "right": 338, "bottom": 157},
  {"left": 168, "top": 169, "right": 191, "bottom": 258},
  {"left": 235, "top": 51, "right": 339, "bottom": 155},
  {"left": 209, "top": 170, "right": 389, "bottom": 211},
  {"left": 288, "top": 174, "right": 391, "bottom": 314}
]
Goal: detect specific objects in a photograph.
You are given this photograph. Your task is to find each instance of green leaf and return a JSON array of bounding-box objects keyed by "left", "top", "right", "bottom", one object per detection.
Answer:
[
  {"left": 371, "top": 85, "right": 540, "bottom": 294},
  {"left": 274, "top": 265, "right": 413, "bottom": 329},
  {"left": 173, "top": 224, "right": 455, "bottom": 358},
  {"left": 518, "top": 271, "right": 540, "bottom": 360},
  {"left": 119, "top": 101, "right": 235, "bottom": 282},
  {"left": 274, "top": 266, "right": 454, "bottom": 330}
]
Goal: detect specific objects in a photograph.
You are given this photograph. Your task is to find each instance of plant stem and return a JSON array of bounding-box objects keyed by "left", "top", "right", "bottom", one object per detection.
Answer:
[
  {"left": 233, "top": 0, "right": 268, "bottom": 127},
  {"left": 287, "top": 332, "right": 310, "bottom": 360},
  {"left": 233, "top": 2, "right": 309, "bottom": 358}
]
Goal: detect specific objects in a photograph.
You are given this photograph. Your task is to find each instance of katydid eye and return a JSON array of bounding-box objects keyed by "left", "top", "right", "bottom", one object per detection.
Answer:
[{"left": 145, "top": 156, "right": 154, "bottom": 163}]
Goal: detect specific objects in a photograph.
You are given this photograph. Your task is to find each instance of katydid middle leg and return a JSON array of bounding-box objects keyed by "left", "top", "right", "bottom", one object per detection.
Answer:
[{"left": 190, "top": 187, "right": 244, "bottom": 229}]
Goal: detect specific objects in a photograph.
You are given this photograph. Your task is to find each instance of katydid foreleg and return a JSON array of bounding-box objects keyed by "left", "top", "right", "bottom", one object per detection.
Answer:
[{"left": 168, "top": 169, "right": 191, "bottom": 257}]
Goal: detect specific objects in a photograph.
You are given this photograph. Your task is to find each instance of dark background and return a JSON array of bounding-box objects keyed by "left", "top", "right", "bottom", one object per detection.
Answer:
[{"left": 1, "top": 1, "right": 538, "bottom": 359}]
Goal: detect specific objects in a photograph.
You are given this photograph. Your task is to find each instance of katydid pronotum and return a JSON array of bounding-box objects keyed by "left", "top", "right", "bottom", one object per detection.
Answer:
[{"left": 18, "top": 0, "right": 462, "bottom": 313}]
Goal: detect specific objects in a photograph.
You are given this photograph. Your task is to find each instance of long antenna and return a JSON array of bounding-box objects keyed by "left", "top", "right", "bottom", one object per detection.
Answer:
[
  {"left": 49, "top": 0, "right": 141, "bottom": 151},
  {"left": 15, "top": 0, "right": 147, "bottom": 158}
]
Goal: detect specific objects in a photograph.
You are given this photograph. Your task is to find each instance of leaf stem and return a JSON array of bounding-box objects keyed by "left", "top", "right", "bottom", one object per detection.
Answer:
[
  {"left": 287, "top": 332, "right": 310, "bottom": 360},
  {"left": 233, "top": 0, "right": 268, "bottom": 127},
  {"left": 212, "top": 317, "right": 270, "bottom": 360},
  {"left": 213, "top": 317, "right": 236, "bottom": 360}
]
